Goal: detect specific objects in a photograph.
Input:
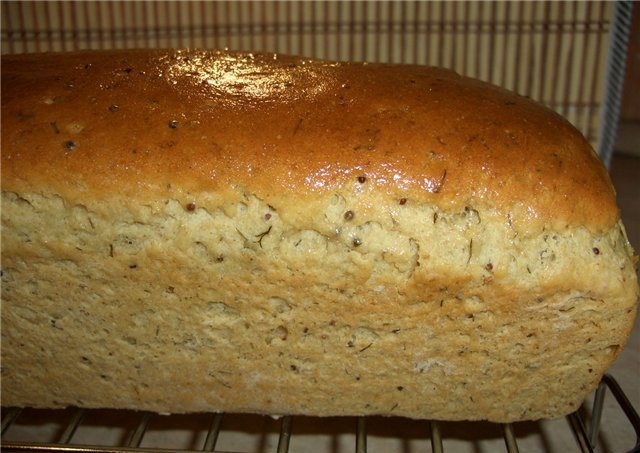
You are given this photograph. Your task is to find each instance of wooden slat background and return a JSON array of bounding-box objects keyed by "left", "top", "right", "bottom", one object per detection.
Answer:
[{"left": 0, "top": 1, "right": 621, "bottom": 153}]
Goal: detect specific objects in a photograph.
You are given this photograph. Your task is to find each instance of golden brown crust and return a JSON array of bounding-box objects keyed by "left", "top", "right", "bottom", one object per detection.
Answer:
[{"left": 1, "top": 49, "right": 618, "bottom": 234}]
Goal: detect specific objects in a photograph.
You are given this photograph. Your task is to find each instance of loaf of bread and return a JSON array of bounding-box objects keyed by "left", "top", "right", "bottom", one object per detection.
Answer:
[{"left": 1, "top": 49, "right": 638, "bottom": 423}]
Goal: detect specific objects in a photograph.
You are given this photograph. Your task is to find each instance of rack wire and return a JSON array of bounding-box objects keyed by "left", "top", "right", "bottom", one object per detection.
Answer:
[{"left": 2, "top": 375, "right": 639, "bottom": 453}]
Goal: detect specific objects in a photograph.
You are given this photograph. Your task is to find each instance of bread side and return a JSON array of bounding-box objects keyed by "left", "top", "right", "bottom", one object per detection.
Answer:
[{"left": 1, "top": 50, "right": 638, "bottom": 422}]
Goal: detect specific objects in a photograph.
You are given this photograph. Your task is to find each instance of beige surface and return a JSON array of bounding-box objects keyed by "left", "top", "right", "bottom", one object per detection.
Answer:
[
  {"left": 607, "top": 152, "right": 640, "bottom": 413},
  {"left": 1, "top": 50, "right": 638, "bottom": 424}
]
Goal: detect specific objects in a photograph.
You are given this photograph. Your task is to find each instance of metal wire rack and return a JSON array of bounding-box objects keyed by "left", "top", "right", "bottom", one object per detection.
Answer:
[{"left": 2, "top": 375, "right": 639, "bottom": 453}]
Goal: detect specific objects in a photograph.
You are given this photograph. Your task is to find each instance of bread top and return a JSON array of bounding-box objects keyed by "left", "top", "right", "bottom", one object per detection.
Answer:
[{"left": 1, "top": 49, "right": 618, "bottom": 234}]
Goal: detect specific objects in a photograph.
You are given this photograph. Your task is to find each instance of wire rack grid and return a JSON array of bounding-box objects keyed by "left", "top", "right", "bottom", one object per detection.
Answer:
[{"left": 2, "top": 375, "right": 639, "bottom": 453}]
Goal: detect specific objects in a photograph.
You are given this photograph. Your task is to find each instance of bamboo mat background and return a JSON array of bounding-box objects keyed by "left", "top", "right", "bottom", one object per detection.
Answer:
[{"left": 0, "top": 1, "right": 632, "bottom": 164}]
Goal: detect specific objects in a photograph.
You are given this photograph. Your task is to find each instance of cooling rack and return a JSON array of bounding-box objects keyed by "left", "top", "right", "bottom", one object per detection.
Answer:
[{"left": 2, "top": 374, "right": 639, "bottom": 453}]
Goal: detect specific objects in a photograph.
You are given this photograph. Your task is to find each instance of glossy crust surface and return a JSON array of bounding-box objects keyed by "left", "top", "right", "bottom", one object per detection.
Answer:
[{"left": 1, "top": 49, "right": 618, "bottom": 235}]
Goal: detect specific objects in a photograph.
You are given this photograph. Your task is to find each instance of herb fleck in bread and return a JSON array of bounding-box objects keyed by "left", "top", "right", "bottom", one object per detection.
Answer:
[{"left": 1, "top": 50, "right": 638, "bottom": 422}]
